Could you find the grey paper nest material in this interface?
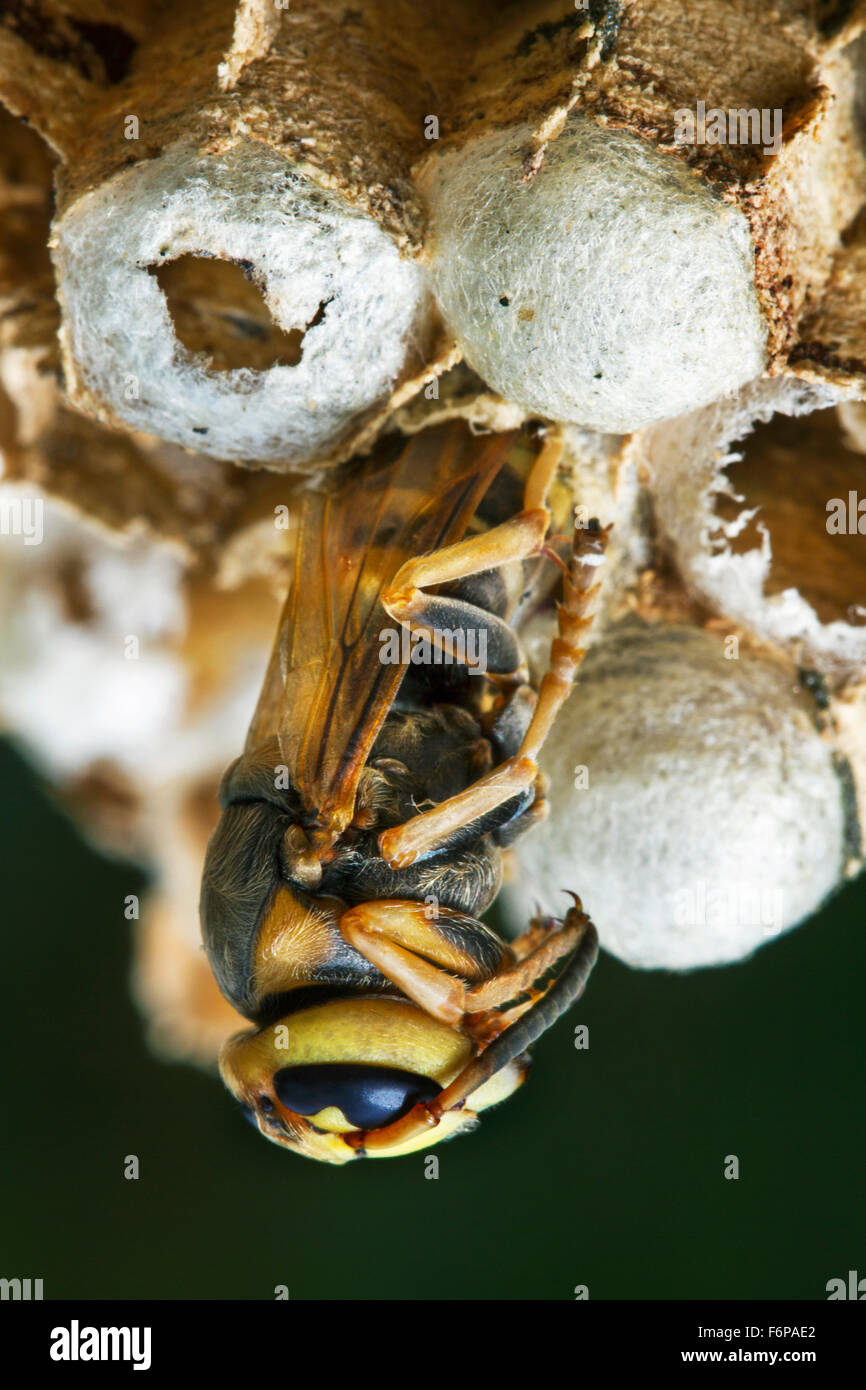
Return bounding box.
[2,0,496,472]
[417,0,866,431]
[422,112,767,432]
[3,0,866,473]
[509,620,853,969]
[53,139,433,466]
[641,376,866,679]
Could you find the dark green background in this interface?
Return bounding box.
[1,737,862,1300]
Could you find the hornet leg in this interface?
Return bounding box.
[379,511,611,868]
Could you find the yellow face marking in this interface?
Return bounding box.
[221,998,475,1144]
[261,997,473,1076]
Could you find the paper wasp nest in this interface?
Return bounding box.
[1,0,865,1060]
[53,140,433,467]
[421,113,767,432]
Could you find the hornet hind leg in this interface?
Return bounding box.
[379,430,611,870]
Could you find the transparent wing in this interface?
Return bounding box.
[245,423,514,840]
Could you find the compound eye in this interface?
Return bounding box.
[273,1063,440,1130]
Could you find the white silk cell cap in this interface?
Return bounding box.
[511,620,849,970]
[422,112,767,434]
